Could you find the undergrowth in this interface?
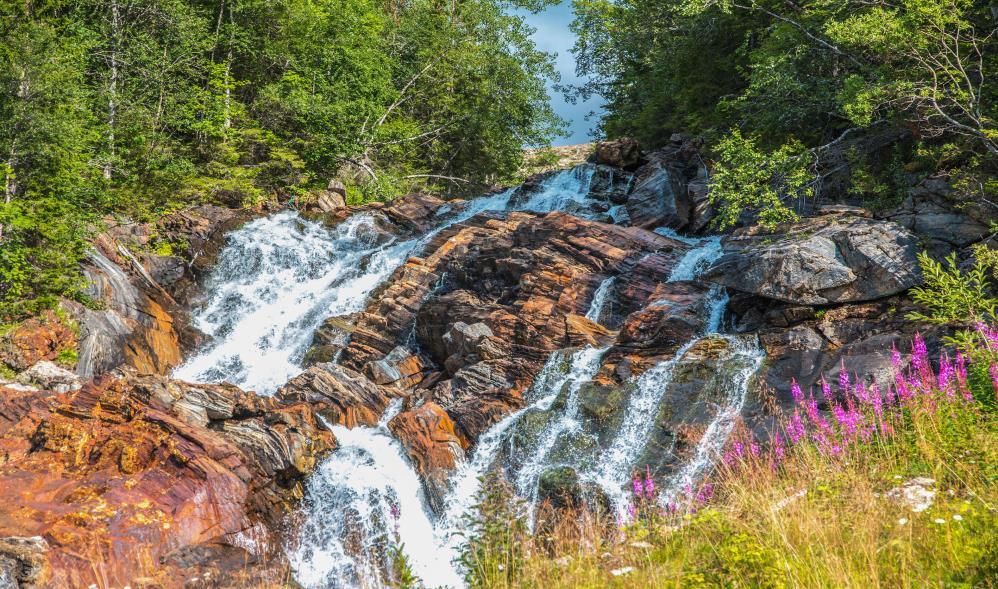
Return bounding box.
[460,330,998,588]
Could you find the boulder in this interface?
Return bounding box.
[388,402,467,512]
[303,314,356,366]
[315,190,346,213]
[16,362,83,394]
[702,208,921,305]
[590,138,642,169]
[624,161,691,229]
[0,372,333,588]
[536,466,611,515]
[365,346,428,388]
[884,176,993,255]
[277,362,398,428]
[381,192,449,234]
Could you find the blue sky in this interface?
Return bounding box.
[516,2,605,146]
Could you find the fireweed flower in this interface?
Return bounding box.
[786,410,806,444]
[791,379,804,403]
[633,476,643,498]
[839,361,850,394]
[821,377,832,401]
[626,503,637,523]
[912,333,930,380]
[938,352,954,398]
[644,466,656,499]
[955,353,971,400]
[975,322,998,349]
[772,431,786,462]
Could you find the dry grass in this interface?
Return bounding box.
[464,360,998,589]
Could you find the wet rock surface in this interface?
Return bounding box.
[338,210,691,446]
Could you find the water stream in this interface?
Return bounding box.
[175,166,762,588]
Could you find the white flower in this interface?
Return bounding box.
[610,567,635,576]
[897,518,908,526]
[953,514,963,521]
[934,518,946,524]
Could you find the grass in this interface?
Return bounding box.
[461,334,998,589]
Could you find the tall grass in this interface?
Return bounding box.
[462,331,998,588]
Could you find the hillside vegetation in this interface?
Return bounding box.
[0,0,563,318]
[571,0,996,229]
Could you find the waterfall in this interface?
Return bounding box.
[584,277,615,323]
[175,165,608,588]
[175,166,604,396]
[587,232,751,511]
[174,212,415,395]
[175,167,762,589]
[289,401,465,589]
[512,345,609,518]
[658,336,765,506]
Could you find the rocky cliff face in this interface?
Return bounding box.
[0,371,333,588]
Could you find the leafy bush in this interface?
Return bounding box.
[708,131,815,230]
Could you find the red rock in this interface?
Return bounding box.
[0,311,77,372]
[0,372,334,588]
[388,402,467,511]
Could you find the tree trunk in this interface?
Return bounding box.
[105,0,121,180]
[223,2,234,130]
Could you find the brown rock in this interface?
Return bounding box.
[277,363,399,428]
[0,372,334,588]
[590,138,642,169]
[388,402,467,511]
[0,311,77,372]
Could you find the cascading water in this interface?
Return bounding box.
[174,165,603,396]
[176,165,762,588]
[290,400,465,589]
[174,212,415,394]
[588,232,760,511]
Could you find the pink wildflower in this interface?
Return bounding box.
[937,352,954,396]
[838,360,850,394]
[975,322,998,349]
[644,466,656,499]
[790,379,803,403]
[820,377,832,401]
[955,352,971,400]
[786,410,806,444]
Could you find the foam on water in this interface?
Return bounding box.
[176,167,761,588]
[290,401,464,589]
[174,212,415,395]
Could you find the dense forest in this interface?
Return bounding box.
[0,0,563,318]
[571,0,996,228]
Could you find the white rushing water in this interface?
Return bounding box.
[175,165,606,396]
[658,336,765,506]
[177,166,762,588]
[174,213,415,394]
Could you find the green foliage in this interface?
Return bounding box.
[708,131,815,229]
[0,0,562,318]
[908,249,997,325]
[461,472,530,588]
[570,0,996,223]
[389,542,420,589]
